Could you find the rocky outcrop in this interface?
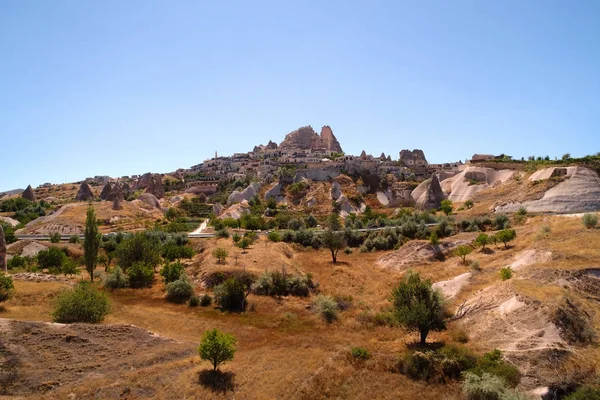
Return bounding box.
[440,167,514,203]
[107,184,124,202]
[336,195,364,218]
[495,167,600,213]
[331,181,342,201]
[99,183,112,201]
[264,183,284,203]
[377,183,416,207]
[135,173,165,199]
[22,185,36,202]
[253,140,278,153]
[279,125,343,153]
[213,203,224,216]
[121,183,133,198]
[399,150,428,167]
[112,197,123,211]
[137,193,161,209]
[228,182,261,205]
[412,174,446,210]
[75,182,94,201]
[0,225,7,272]
[0,216,19,228]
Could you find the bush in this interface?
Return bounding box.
[7,254,36,271]
[565,386,600,400]
[470,260,481,272]
[212,248,228,264]
[166,274,194,303]
[232,233,241,243]
[128,262,154,288]
[104,266,129,289]
[399,345,476,383]
[116,232,162,272]
[462,372,529,400]
[52,281,110,323]
[493,215,510,230]
[464,200,474,209]
[287,218,305,231]
[0,273,14,302]
[200,294,212,307]
[351,347,371,360]
[214,277,251,312]
[267,231,281,242]
[161,262,185,283]
[37,247,73,274]
[582,213,598,229]
[49,232,61,243]
[69,235,80,244]
[471,349,521,388]
[217,228,230,239]
[440,199,453,215]
[499,267,513,281]
[252,269,317,298]
[188,295,200,307]
[314,295,338,323]
[162,241,194,261]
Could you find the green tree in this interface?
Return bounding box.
[83,205,101,282]
[389,270,447,344]
[474,233,489,251]
[198,328,237,372]
[440,199,453,216]
[116,232,162,272]
[237,238,251,253]
[495,229,517,249]
[453,245,473,264]
[326,213,342,231]
[321,230,346,263]
[267,231,281,242]
[212,248,228,264]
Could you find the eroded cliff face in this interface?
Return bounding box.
[279,125,343,153]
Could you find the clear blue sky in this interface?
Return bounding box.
[1,0,599,192]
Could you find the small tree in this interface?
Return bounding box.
[237,238,251,254]
[440,199,453,216]
[582,213,598,229]
[166,274,194,303]
[495,229,517,249]
[453,245,473,264]
[326,213,342,231]
[198,328,237,372]
[267,231,281,243]
[213,248,228,264]
[84,205,101,282]
[0,273,14,302]
[390,270,446,344]
[474,234,489,251]
[321,230,346,263]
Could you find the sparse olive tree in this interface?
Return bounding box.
[321,230,346,263]
[212,248,228,264]
[474,233,490,251]
[83,205,101,282]
[453,245,473,264]
[390,270,447,344]
[495,229,517,249]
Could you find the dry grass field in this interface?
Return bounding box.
[2,211,599,399]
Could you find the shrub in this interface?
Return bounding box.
[440,199,453,215]
[214,277,251,312]
[161,262,185,283]
[231,233,241,243]
[200,294,212,307]
[475,234,490,251]
[198,328,236,372]
[552,297,597,345]
[52,281,110,323]
[251,269,317,298]
[166,274,194,304]
[287,218,305,231]
[162,241,194,261]
[7,255,36,271]
[267,231,281,243]
[216,228,230,239]
[104,266,129,289]
[236,237,251,253]
[344,247,353,255]
[128,262,154,288]
[499,267,513,281]
[305,214,318,228]
[0,273,14,302]
[451,328,470,343]
[493,215,511,230]
[471,349,522,388]
[49,232,61,243]
[37,247,72,274]
[314,295,338,323]
[582,213,598,229]
[69,235,80,244]
[470,260,481,272]
[399,345,476,383]
[188,295,200,307]
[516,207,527,216]
[464,200,474,209]
[351,347,371,360]
[565,386,600,400]
[212,248,228,264]
[462,372,529,400]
